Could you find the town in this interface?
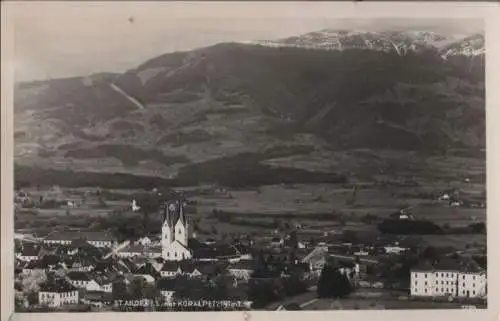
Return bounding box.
[14,184,487,312]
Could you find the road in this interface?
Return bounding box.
[103,240,130,259]
[266,286,318,310]
[110,83,145,110]
[327,253,379,264]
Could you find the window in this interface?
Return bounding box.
[473,276,476,280]
[415,281,418,285]
[441,273,444,277]
[473,291,476,295]
[436,281,438,285]
[463,275,465,280]
[463,283,465,287]
[441,281,444,285]
[446,273,449,277]
[473,283,475,288]
[463,290,465,294]
[425,281,427,286]
[175,252,177,257]
[424,289,427,293]
[425,274,427,278]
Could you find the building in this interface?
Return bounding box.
[132,263,160,283]
[67,271,103,291]
[38,279,79,307]
[16,244,40,262]
[161,200,192,261]
[410,259,487,299]
[228,260,256,281]
[43,231,116,248]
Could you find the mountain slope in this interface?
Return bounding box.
[14,30,485,184]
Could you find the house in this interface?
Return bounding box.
[44,231,115,248]
[55,244,79,257]
[67,271,103,291]
[132,263,160,283]
[270,237,283,248]
[410,259,487,299]
[16,244,40,262]
[178,261,202,278]
[384,243,409,255]
[228,260,256,281]
[43,231,80,245]
[233,243,253,260]
[93,274,114,293]
[135,236,152,246]
[117,244,147,258]
[22,260,49,275]
[63,256,96,272]
[82,291,113,308]
[38,278,79,307]
[156,278,177,303]
[81,231,116,248]
[191,241,241,263]
[160,261,181,278]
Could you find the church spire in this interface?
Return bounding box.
[179,200,186,225]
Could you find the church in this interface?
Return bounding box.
[161,200,192,261]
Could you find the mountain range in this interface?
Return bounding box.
[14,29,485,188]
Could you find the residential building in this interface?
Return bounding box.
[228,260,256,281]
[16,245,40,262]
[67,271,103,292]
[44,231,115,248]
[38,279,79,308]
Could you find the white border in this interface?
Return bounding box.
[2,2,500,321]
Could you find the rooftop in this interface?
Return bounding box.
[39,279,77,293]
[412,258,485,273]
[45,231,115,242]
[67,271,92,281]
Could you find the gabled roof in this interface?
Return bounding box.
[161,262,180,272]
[192,243,240,259]
[133,263,160,278]
[67,271,92,281]
[229,260,257,271]
[39,279,77,293]
[24,259,48,270]
[45,231,115,242]
[39,254,61,266]
[20,245,40,257]
[92,274,112,286]
[84,291,113,301]
[179,261,199,274]
[412,258,485,273]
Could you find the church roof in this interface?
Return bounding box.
[162,200,187,227]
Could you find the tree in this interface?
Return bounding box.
[112,281,128,300]
[317,265,352,299]
[129,278,146,299]
[26,291,38,306]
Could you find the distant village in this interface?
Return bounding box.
[14,185,487,311]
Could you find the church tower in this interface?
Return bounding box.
[161,200,191,261]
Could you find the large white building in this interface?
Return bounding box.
[161,200,192,261]
[410,259,487,299]
[38,279,79,308]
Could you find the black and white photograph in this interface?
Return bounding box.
[2,2,498,317]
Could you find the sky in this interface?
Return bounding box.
[7,2,484,83]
